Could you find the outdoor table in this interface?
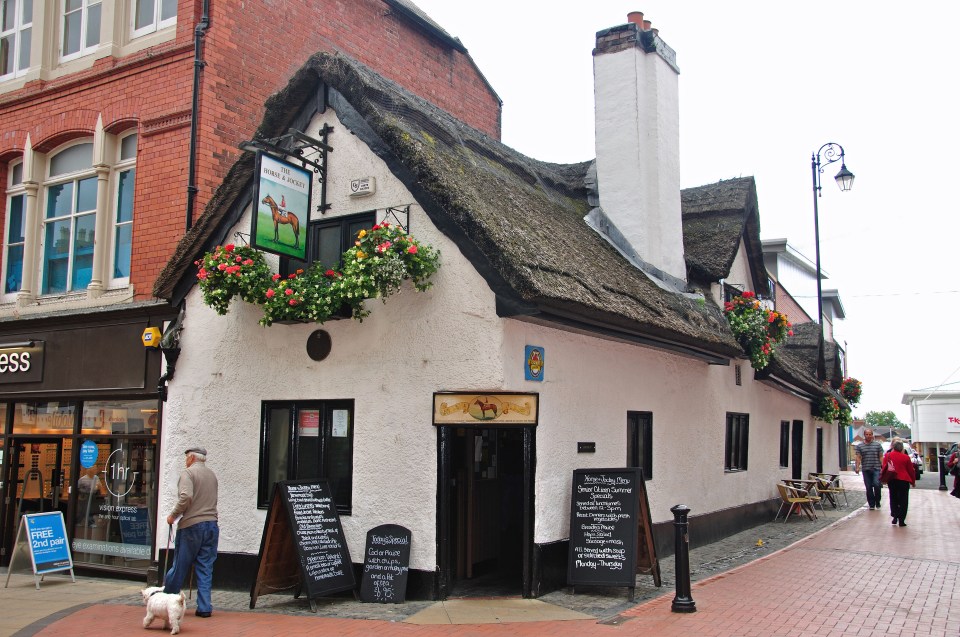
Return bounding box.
[808,473,841,508]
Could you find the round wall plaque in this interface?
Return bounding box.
[306,330,332,361]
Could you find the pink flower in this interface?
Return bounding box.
[376,241,392,253]
[197,269,208,280]
[235,256,242,263]
[407,245,418,254]
[788,330,794,336]
[217,263,227,271]
[243,259,254,266]
[272,273,281,281]
[289,299,298,306]
[266,289,275,298]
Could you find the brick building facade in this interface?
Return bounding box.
[0,0,499,577]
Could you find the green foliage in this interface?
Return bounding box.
[840,377,862,405]
[815,395,841,422]
[723,291,792,370]
[194,222,440,326]
[865,410,907,430]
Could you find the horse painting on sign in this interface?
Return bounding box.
[261,194,301,248]
[471,397,501,421]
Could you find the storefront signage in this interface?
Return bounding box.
[251,153,313,260]
[524,345,544,381]
[948,416,960,431]
[0,341,44,384]
[3,512,75,590]
[359,524,411,603]
[251,480,355,609]
[567,467,660,597]
[79,440,98,468]
[432,392,539,426]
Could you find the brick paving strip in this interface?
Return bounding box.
[24,477,960,637]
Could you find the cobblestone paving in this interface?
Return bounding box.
[104,489,866,623]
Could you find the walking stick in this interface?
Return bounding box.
[161,524,173,586]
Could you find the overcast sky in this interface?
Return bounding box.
[410,0,960,422]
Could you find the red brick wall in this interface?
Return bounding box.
[774,284,812,324]
[0,0,501,301]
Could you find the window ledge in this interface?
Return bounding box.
[0,285,135,318]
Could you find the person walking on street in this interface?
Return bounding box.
[856,428,884,510]
[163,447,219,617]
[947,448,960,498]
[883,440,916,526]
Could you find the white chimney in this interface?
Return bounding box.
[590,12,686,285]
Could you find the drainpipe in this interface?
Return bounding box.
[186,0,211,231]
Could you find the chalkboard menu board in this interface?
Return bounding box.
[568,468,647,593]
[359,524,411,603]
[250,480,355,609]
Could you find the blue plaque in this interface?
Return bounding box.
[79,440,98,469]
[524,345,544,381]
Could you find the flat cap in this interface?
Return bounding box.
[185,447,207,456]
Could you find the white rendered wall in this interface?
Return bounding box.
[593,44,685,282]
[905,395,960,443]
[501,321,831,543]
[158,105,836,569]
[158,108,505,572]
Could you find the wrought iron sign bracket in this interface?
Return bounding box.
[383,205,411,232]
[239,124,333,214]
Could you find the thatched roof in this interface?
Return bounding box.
[154,52,743,362]
[759,321,847,404]
[681,177,767,291]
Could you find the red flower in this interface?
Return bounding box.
[266,289,275,299]
[724,302,734,312]
[788,330,794,336]
[407,245,418,254]
[197,269,208,280]
[288,299,298,306]
[372,224,380,231]
[284,288,294,296]
[217,263,227,271]
[225,244,235,252]
[325,269,336,277]
[741,290,755,298]
[272,273,281,281]
[767,313,776,323]
[243,259,254,266]
[288,273,296,279]
[376,241,392,253]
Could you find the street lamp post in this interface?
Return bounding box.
[810,143,855,380]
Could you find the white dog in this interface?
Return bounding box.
[141,586,186,634]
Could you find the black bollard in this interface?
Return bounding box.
[670,504,696,613]
[939,455,948,491]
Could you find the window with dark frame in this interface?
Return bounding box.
[281,211,375,276]
[627,411,653,480]
[258,400,354,514]
[725,412,749,471]
[779,420,790,467]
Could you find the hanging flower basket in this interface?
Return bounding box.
[814,395,841,422]
[723,291,792,371]
[840,377,862,405]
[194,222,440,326]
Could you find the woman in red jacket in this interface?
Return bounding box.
[884,440,916,526]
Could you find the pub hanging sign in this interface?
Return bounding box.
[251,153,313,260]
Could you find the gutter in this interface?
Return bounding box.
[185,0,211,231]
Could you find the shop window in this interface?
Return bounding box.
[779,420,790,468]
[12,401,77,434]
[0,0,32,80]
[130,0,176,39]
[725,412,749,472]
[626,411,652,480]
[282,211,375,276]
[60,0,101,61]
[258,400,354,514]
[3,161,25,296]
[81,399,158,434]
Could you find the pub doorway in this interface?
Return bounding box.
[437,425,534,598]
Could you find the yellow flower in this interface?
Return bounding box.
[356,251,366,260]
[358,229,367,239]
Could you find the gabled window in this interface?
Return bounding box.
[3,161,25,296]
[42,142,97,294]
[0,0,32,79]
[130,0,176,39]
[725,412,749,471]
[111,133,136,284]
[283,211,375,276]
[61,0,101,61]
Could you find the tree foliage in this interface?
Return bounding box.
[865,410,907,430]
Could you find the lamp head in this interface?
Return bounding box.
[834,164,855,191]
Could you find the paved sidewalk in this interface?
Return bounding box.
[7,473,959,636]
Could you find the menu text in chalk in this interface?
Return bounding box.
[359,524,412,603]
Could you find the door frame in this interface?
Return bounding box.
[1,437,69,564]
[436,424,535,599]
